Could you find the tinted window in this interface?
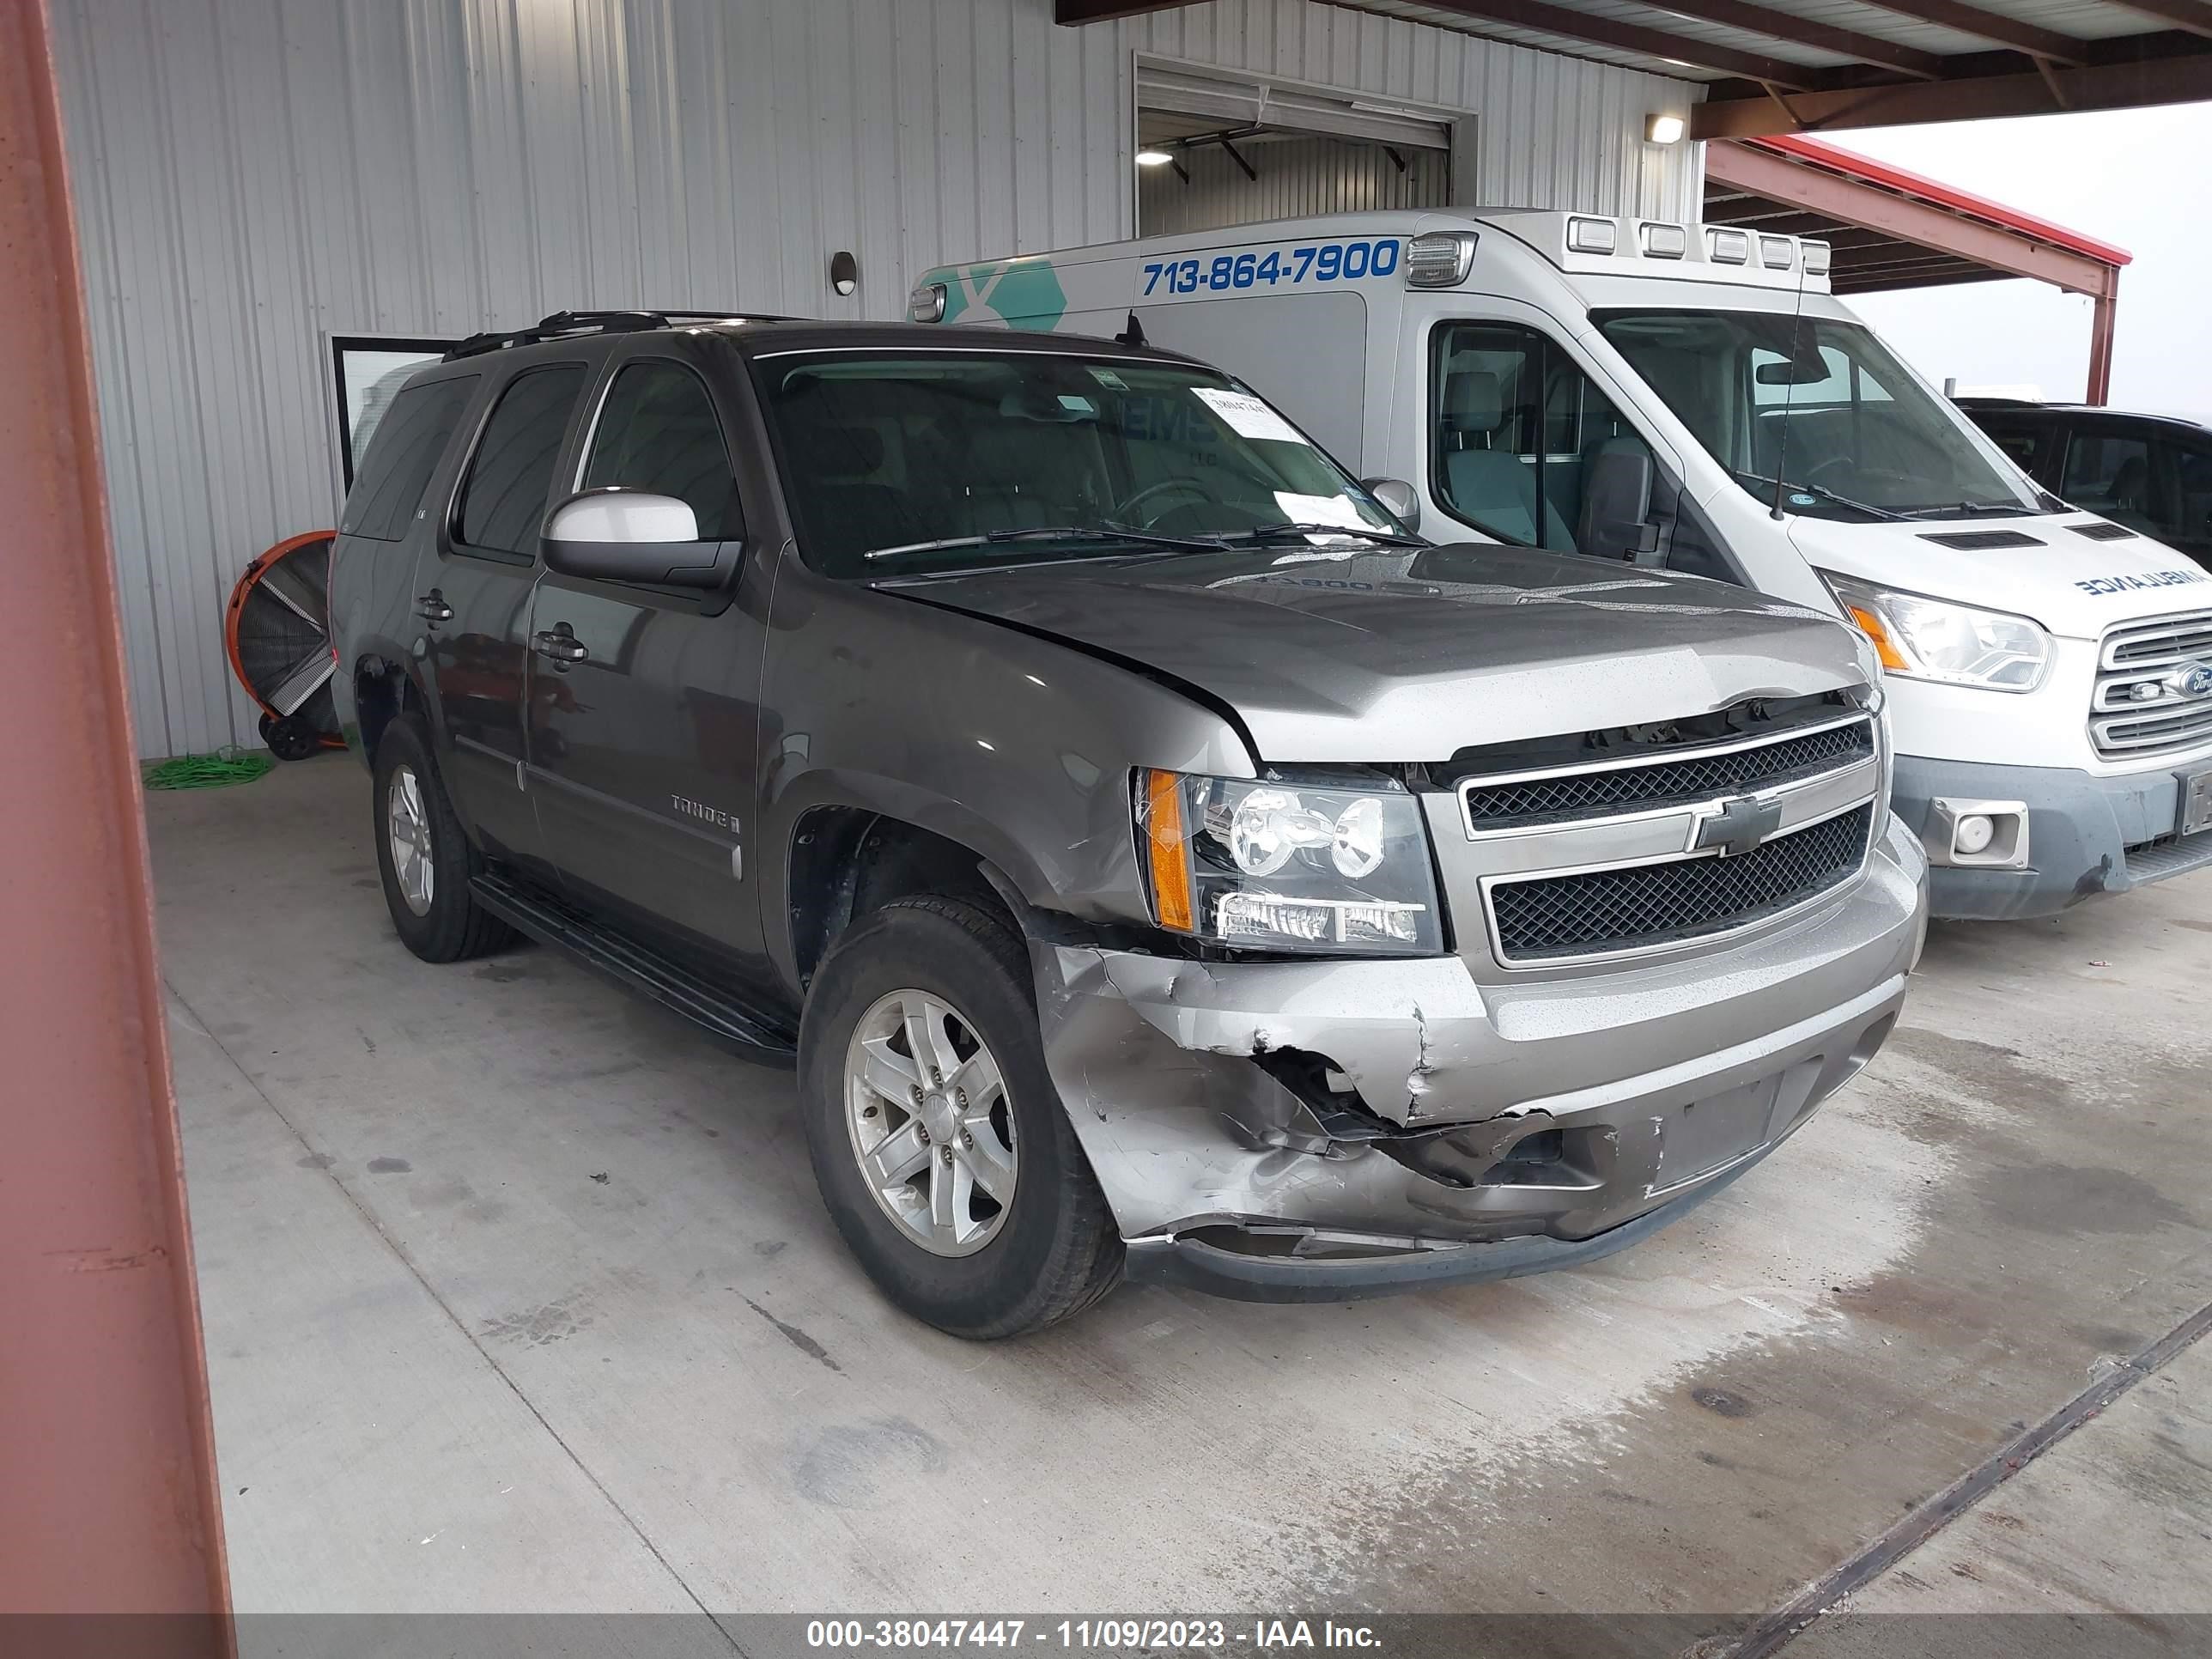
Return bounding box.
[1430,322,1656,556]
[2173,442,2212,544]
[581,362,741,539]
[1979,422,2041,470]
[342,375,477,541]
[2063,433,2171,537]
[456,366,586,556]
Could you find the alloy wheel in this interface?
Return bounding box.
[386,764,435,917]
[842,988,1018,1256]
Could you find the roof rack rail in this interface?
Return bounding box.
[442,307,796,361]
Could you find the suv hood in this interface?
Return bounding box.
[884,544,1869,762]
[1789,515,2212,637]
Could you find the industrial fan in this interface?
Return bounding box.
[225,531,342,760]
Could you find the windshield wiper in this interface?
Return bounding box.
[1733,471,1904,523]
[1907,500,2039,520]
[861,522,1226,562]
[1208,521,1426,548]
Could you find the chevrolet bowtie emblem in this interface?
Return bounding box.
[1692,793,1784,857]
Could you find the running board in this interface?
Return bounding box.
[470,872,798,1067]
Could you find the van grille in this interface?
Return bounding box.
[1487,805,1874,963]
[1459,717,1874,830]
[2092,611,2212,758]
[2070,522,2136,542]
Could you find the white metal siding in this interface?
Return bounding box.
[49,0,1699,757]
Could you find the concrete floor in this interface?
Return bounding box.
[149,757,2212,1638]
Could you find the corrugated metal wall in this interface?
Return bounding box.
[1139,136,1451,238]
[49,0,1700,757]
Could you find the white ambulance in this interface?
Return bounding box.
[911,211,2212,920]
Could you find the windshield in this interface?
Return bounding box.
[753,352,1405,576]
[1592,309,2043,522]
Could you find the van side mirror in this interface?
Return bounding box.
[1578,444,1660,563]
[1363,477,1421,532]
[543,489,727,588]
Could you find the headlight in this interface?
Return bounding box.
[1821,573,2051,693]
[1138,769,1443,956]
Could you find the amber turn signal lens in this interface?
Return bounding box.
[1142,769,1195,933]
[1844,603,1909,672]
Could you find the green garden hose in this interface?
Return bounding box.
[143,747,275,790]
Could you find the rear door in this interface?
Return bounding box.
[2164,431,2212,568]
[419,360,591,866]
[2058,419,2179,544]
[524,340,774,973]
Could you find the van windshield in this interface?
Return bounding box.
[1592,309,2044,522]
[754,352,1407,576]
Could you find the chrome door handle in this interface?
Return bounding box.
[532,628,588,665]
[414,592,453,623]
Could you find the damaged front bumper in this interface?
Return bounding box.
[1030,812,1927,1302]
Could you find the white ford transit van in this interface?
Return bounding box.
[913,212,2212,919]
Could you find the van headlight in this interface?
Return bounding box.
[1138,769,1443,955]
[1821,572,2051,693]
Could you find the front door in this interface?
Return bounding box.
[525,349,771,974]
[420,362,590,866]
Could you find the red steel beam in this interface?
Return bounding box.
[1691,46,2212,136]
[1703,138,2120,295]
[2087,287,2118,404]
[0,0,233,1642]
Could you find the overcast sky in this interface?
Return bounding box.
[1827,103,2211,419]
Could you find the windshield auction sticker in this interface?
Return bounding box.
[1192,387,1309,446]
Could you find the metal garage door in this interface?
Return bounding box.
[1135,62,1455,237]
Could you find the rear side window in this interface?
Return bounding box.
[455,365,587,557]
[581,361,742,539]
[341,375,477,541]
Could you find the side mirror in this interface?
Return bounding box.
[542,489,726,588]
[1362,477,1421,532]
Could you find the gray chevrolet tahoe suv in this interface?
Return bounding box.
[329,308,1929,1338]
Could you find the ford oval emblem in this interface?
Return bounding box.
[2172,660,2212,699]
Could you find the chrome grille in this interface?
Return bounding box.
[2092,611,2212,758]
[1459,716,1874,832]
[1488,805,1874,964]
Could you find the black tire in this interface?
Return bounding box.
[799,896,1124,1339]
[266,714,319,761]
[370,719,516,963]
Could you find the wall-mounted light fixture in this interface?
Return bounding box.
[829,250,860,296]
[1645,112,1686,146]
[1134,148,1173,167]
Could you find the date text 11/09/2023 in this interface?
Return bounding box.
[805,1620,1383,1651]
[1144,238,1402,296]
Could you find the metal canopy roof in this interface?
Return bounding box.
[1060,1,2212,139]
[1706,132,2130,295]
[1703,132,2131,398]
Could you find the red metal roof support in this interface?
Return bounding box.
[0,1,233,1643]
[2088,280,2118,406]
